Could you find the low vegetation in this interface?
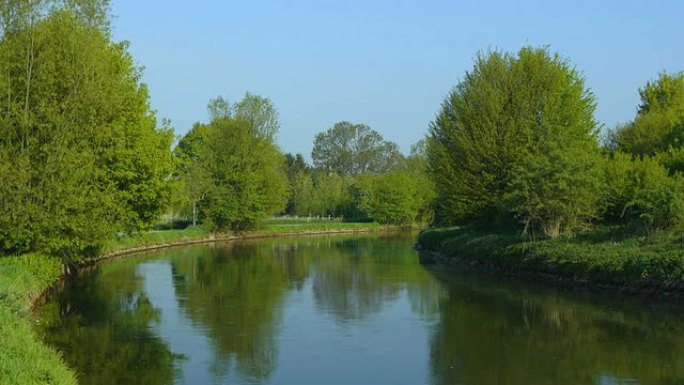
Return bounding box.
[0,255,76,385]
[418,226,684,288]
[256,218,383,234]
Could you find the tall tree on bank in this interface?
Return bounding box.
[175,96,288,231]
[312,121,403,176]
[0,1,173,257]
[428,47,601,236]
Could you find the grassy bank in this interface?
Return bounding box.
[99,220,386,257]
[254,218,383,234]
[0,219,391,385]
[417,226,684,292]
[100,225,211,256]
[0,254,77,385]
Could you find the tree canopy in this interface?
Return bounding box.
[312,121,403,176]
[0,0,173,257]
[427,47,601,236]
[174,96,288,232]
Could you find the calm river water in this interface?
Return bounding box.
[38,234,684,384]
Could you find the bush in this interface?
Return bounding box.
[507,144,604,238]
[604,153,684,232]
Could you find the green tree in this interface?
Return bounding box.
[428,47,600,235]
[507,145,603,238]
[233,92,280,140]
[312,121,403,176]
[176,95,288,231]
[610,71,684,155]
[0,3,173,257]
[283,153,311,216]
[604,152,684,232]
[173,123,212,226]
[355,171,425,226]
[611,72,684,172]
[308,171,350,217]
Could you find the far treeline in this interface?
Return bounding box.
[0,0,433,262]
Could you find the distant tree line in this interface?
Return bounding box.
[427,46,684,237]
[173,116,435,230]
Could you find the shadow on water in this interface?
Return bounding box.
[36,260,179,385]
[424,265,684,385]
[36,233,684,385]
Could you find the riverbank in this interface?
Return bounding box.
[0,220,395,385]
[0,254,77,384]
[416,226,684,297]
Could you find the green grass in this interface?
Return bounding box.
[257,218,382,234]
[100,225,211,255]
[417,226,684,288]
[101,220,387,256]
[0,254,77,385]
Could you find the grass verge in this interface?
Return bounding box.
[417,226,684,290]
[100,225,211,256]
[0,254,77,385]
[255,218,383,234]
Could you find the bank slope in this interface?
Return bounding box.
[416,227,684,295]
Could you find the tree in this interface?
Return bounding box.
[354,171,426,226]
[173,123,212,226]
[311,121,403,176]
[175,95,288,232]
[604,152,684,232]
[428,47,600,236]
[233,92,280,140]
[0,3,173,257]
[283,153,310,215]
[507,144,603,238]
[611,72,684,171]
[405,139,436,224]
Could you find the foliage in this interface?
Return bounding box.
[507,145,603,238]
[611,72,684,159]
[175,96,289,232]
[0,2,173,257]
[427,47,599,232]
[604,152,684,232]
[354,171,431,226]
[282,153,310,215]
[417,225,684,285]
[309,172,353,217]
[312,121,404,176]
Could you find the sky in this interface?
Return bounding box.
[110,0,684,158]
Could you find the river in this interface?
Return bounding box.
[37,234,684,384]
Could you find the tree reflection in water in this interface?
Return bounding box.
[37,234,684,385]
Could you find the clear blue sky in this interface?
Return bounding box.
[110,0,684,158]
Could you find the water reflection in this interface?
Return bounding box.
[426,268,684,385]
[37,260,178,385]
[37,234,684,385]
[170,243,308,381]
